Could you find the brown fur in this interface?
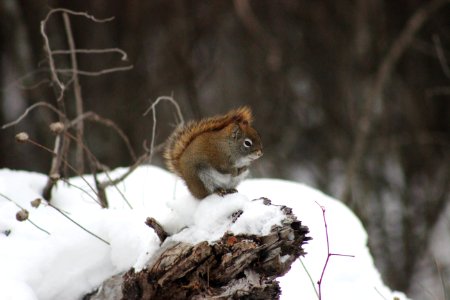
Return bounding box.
[164,106,253,177]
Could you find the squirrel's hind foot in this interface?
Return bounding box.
[214,188,238,197]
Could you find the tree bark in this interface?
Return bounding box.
[86,199,310,300]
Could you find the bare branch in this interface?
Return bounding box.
[143,95,185,163]
[42,8,114,24]
[143,95,184,124]
[102,172,133,209]
[315,202,354,300]
[63,130,133,209]
[432,34,450,79]
[63,12,85,174]
[2,102,65,129]
[98,153,148,190]
[52,48,128,61]
[15,79,52,91]
[20,136,100,203]
[341,0,450,207]
[55,65,133,76]
[40,11,64,92]
[70,111,137,161]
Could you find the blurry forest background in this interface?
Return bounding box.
[1,0,449,298]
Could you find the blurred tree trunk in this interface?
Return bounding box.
[1,0,449,295]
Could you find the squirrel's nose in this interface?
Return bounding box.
[255,149,263,157]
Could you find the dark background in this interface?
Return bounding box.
[1,1,449,297]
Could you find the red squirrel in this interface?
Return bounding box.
[164,106,263,199]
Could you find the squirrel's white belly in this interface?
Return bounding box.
[198,167,249,193]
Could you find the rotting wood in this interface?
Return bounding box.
[86,198,311,300]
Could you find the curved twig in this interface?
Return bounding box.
[143,95,185,162]
[2,102,65,129]
[52,48,128,61]
[55,65,133,76]
[70,111,136,161]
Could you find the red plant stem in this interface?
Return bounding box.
[315,202,355,300]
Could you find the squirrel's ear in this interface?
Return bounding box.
[230,123,242,140]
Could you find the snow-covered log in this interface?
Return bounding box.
[87,199,310,300]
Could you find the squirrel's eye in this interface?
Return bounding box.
[243,138,253,148]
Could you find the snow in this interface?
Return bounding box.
[0,166,408,300]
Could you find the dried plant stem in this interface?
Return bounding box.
[63,12,85,174]
[1,101,65,129]
[143,95,185,162]
[52,48,128,60]
[102,172,133,209]
[25,137,101,204]
[55,65,133,76]
[48,203,109,245]
[70,111,136,160]
[299,258,318,298]
[41,9,71,200]
[315,202,354,300]
[59,177,99,205]
[0,193,50,235]
[35,8,133,200]
[64,130,133,209]
[42,132,64,200]
[98,153,148,190]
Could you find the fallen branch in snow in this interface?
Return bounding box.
[86,199,311,300]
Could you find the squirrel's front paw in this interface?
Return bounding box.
[214,188,238,197]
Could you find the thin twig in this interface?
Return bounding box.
[299,258,319,298]
[69,111,136,160]
[433,34,450,79]
[98,153,149,190]
[63,12,85,174]
[2,101,66,129]
[42,8,114,25]
[373,287,389,300]
[24,137,101,203]
[143,95,185,162]
[102,172,133,209]
[48,203,110,245]
[55,65,133,76]
[59,177,99,205]
[143,95,184,124]
[15,79,52,90]
[315,202,354,300]
[0,193,51,235]
[63,130,133,209]
[52,48,128,60]
[41,8,71,199]
[41,9,64,92]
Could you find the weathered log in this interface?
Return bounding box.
[122,199,310,300]
[86,198,310,300]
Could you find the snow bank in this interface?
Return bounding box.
[0,166,407,299]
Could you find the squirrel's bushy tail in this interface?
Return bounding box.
[164,106,253,176]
